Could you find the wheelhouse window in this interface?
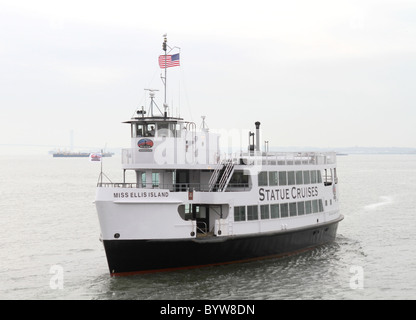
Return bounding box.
[146,123,155,137]
[157,123,170,137]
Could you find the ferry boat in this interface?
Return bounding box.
[95,36,343,276]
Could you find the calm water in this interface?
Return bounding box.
[1,154,415,300]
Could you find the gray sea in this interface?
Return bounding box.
[1,154,415,300]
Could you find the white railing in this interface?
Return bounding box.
[121,148,336,167]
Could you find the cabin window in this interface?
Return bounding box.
[287,171,296,185]
[270,204,280,218]
[260,204,270,219]
[297,201,305,215]
[229,171,249,188]
[303,171,311,184]
[247,205,258,221]
[295,171,303,185]
[141,172,146,187]
[289,202,297,217]
[258,171,268,186]
[310,170,317,184]
[234,206,246,222]
[280,203,289,218]
[269,171,278,186]
[318,199,324,212]
[312,199,319,213]
[305,200,312,214]
[317,170,322,183]
[152,173,159,188]
[278,171,287,186]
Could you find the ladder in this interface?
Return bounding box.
[208,159,235,192]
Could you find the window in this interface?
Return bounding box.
[312,199,319,213]
[136,124,144,137]
[157,123,170,137]
[146,123,155,137]
[297,201,305,215]
[287,171,296,185]
[305,201,312,214]
[318,199,324,212]
[260,205,270,220]
[269,171,278,186]
[280,203,289,218]
[317,170,322,183]
[234,206,246,222]
[311,170,317,184]
[289,202,297,216]
[247,205,259,221]
[258,171,268,186]
[303,171,310,184]
[152,173,159,187]
[296,171,303,184]
[270,204,280,218]
[141,172,146,188]
[279,171,287,186]
[229,171,249,188]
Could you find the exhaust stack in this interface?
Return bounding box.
[255,121,261,152]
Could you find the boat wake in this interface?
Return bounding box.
[364,196,393,210]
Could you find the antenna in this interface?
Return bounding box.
[144,88,162,116]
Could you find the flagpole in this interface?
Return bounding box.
[163,34,167,106]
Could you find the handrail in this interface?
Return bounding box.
[97,181,251,192]
[122,148,336,166]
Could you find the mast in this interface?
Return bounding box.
[162,34,168,106]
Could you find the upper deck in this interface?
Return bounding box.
[121,149,337,169]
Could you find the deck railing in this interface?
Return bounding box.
[121,149,336,167]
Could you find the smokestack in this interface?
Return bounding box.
[255,121,261,152]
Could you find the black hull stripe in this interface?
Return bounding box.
[103,216,343,276]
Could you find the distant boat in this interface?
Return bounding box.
[52,151,114,158]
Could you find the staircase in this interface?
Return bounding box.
[208,159,235,192]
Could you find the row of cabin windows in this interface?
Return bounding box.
[234,199,324,222]
[258,170,323,187]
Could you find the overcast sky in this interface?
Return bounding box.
[1,0,415,154]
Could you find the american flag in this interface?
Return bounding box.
[158,53,180,68]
